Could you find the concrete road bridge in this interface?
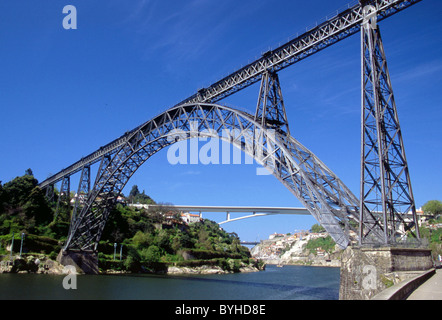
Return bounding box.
[133,204,310,225]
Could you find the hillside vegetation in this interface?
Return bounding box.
[0,171,262,273]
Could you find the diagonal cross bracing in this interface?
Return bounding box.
[359,12,419,245]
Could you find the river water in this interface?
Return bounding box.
[0,265,340,300]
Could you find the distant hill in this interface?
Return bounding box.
[251,232,342,267]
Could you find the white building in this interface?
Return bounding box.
[181,212,202,224]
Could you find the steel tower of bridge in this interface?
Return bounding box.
[37,0,423,254]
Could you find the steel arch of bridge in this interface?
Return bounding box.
[65,103,369,251]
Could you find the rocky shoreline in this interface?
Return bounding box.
[105,261,264,275]
[0,255,67,275]
[262,258,340,268]
[166,263,262,275]
[1,254,264,275]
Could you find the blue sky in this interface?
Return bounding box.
[1,0,441,242]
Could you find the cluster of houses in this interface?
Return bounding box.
[427,222,442,230]
[255,231,330,260]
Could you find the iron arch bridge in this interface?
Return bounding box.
[62,102,366,251]
[38,0,422,259]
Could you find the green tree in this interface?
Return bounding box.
[144,245,161,263]
[128,185,140,203]
[1,174,53,233]
[132,230,154,249]
[311,223,326,233]
[23,187,53,225]
[197,228,211,250]
[129,185,140,197]
[0,182,4,213]
[136,190,154,205]
[128,185,155,205]
[2,174,39,207]
[171,232,192,252]
[305,236,336,255]
[422,200,442,217]
[124,246,141,271]
[101,207,131,243]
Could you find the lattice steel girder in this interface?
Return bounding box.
[255,71,290,136]
[359,16,419,245]
[71,165,91,224]
[55,175,70,219]
[38,0,421,191]
[44,184,55,202]
[62,103,371,251]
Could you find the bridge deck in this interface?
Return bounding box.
[160,205,310,215]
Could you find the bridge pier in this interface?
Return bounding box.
[57,249,99,275]
[339,246,433,300]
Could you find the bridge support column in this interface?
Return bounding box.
[255,70,290,135]
[57,249,99,275]
[55,176,70,220]
[72,165,91,224]
[359,7,419,244]
[44,184,55,203]
[339,246,433,300]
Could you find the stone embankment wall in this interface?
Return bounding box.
[339,246,433,300]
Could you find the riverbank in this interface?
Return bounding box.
[104,260,264,275]
[0,254,66,274]
[148,263,261,275]
[1,254,264,275]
